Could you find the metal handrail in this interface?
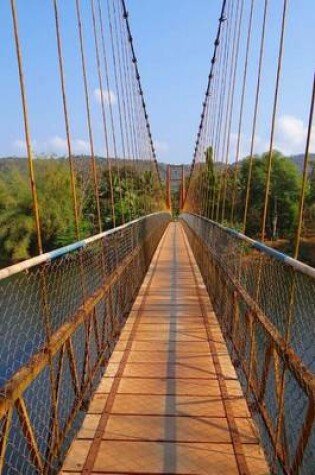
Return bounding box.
[0,212,171,281]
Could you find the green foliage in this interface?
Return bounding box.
[304,161,315,235]
[0,166,35,262]
[0,160,86,262]
[188,149,303,241]
[187,147,217,217]
[0,158,164,266]
[238,151,301,238]
[309,162,315,204]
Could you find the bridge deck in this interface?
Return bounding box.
[61,222,268,475]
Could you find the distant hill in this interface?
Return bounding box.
[0,155,156,180]
[1,154,314,185]
[157,153,315,185]
[157,163,191,185]
[288,154,315,174]
[157,161,225,186]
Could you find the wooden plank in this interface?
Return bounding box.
[103,415,232,443]
[61,222,269,475]
[116,378,220,396]
[93,441,238,474]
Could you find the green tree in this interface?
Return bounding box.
[0,167,35,262]
[0,157,165,266]
[238,151,301,239]
[0,159,91,264]
[305,160,315,234]
[35,160,87,247]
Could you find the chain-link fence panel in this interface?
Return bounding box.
[0,212,170,475]
[181,212,315,475]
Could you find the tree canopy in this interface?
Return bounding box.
[186,149,304,241]
[238,151,301,238]
[0,157,164,266]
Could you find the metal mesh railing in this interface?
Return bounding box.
[0,212,170,475]
[181,212,315,475]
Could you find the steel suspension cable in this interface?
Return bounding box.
[53,0,81,241]
[75,0,103,234]
[10,0,43,255]
[205,25,224,218]
[273,74,315,473]
[120,0,163,197]
[125,32,142,188]
[90,0,117,228]
[98,0,130,222]
[216,0,235,199]
[210,27,226,220]
[132,68,149,214]
[246,2,289,429]
[120,11,138,161]
[294,75,315,260]
[214,0,235,222]
[203,87,216,219]
[230,0,254,224]
[184,0,227,213]
[215,0,243,223]
[203,50,220,218]
[221,0,242,222]
[94,0,125,225]
[52,0,88,309]
[209,18,229,221]
[11,4,63,461]
[106,0,134,220]
[242,0,268,234]
[120,10,140,216]
[197,8,218,218]
[199,92,212,217]
[76,1,107,391]
[115,0,139,216]
[135,74,153,213]
[200,4,226,219]
[261,0,288,242]
[204,40,222,218]
[120,0,162,214]
[109,0,131,160]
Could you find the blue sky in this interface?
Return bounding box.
[0,0,314,164]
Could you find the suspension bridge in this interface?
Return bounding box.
[0,1,314,474]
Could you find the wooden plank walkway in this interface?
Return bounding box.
[61,222,268,475]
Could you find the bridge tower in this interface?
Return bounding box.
[180,164,186,210]
[166,164,172,210]
[166,164,186,214]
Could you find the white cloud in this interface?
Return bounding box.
[72,139,90,154]
[227,113,315,162]
[227,132,268,163]
[13,139,38,154]
[275,114,315,155]
[49,135,67,154]
[94,88,117,106]
[13,139,27,152]
[48,136,90,155]
[154,140,169,153]
[13,136,90,156]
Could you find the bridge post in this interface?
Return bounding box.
[180,164,185,210]
[166,164,171,211]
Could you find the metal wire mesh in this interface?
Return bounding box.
[181,212,315,475]
[0,212,170,475]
